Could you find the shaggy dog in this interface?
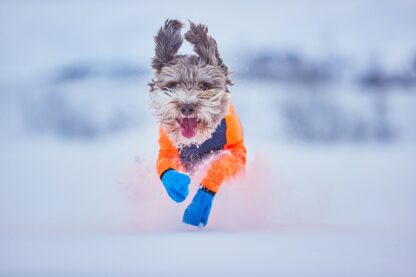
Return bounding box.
[149,19,246,227]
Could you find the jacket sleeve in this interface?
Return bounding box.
[201,105,247,192]
[156,127,182,178]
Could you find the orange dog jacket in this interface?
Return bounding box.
[157,104,246,192]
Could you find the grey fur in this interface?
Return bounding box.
[152,19,184,72]
[149,19,232,147]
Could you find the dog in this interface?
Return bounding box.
[149,19,246,227]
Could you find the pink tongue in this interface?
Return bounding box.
[180,118,198,138]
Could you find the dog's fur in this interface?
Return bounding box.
[149,20,232,147]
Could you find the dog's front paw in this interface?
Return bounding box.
[161,169,190,203]
[183,186,215,227]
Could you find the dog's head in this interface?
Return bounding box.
[149,19,232,147]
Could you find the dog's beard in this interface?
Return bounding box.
[150,86,229,148]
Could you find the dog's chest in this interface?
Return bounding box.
[179,118,226,171]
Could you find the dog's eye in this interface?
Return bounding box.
[164,82,178,90]
[199,82,210,90]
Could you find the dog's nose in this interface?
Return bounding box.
[180,103,195,116]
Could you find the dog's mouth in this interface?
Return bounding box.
[179,117,199,138]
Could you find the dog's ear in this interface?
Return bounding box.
[152,19,184,72]
[185,21,232,90]
[184,21,226,70]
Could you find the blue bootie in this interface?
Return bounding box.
[183,186,215,227]
[161,169,190,203]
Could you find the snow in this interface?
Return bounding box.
[2,231,415,276]
[1,130,415,276]
[1,0,416,276]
